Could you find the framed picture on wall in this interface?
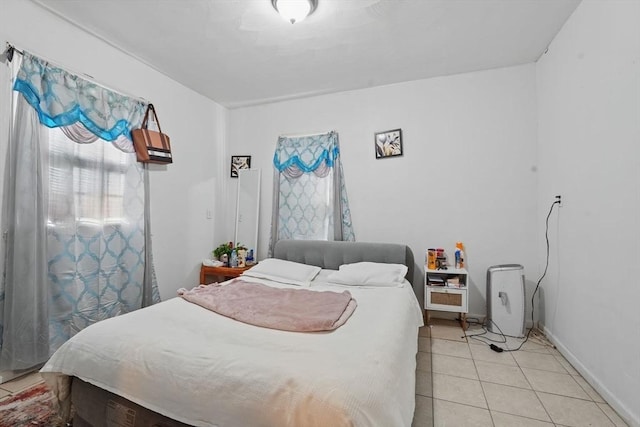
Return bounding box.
[374,129,403,159]
[231,155,251,178]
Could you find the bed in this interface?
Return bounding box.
[41,239,423,427]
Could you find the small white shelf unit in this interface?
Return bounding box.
[424,266,469,329]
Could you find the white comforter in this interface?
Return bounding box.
[41,271,424,427]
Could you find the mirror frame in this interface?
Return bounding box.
[234,169,261,255]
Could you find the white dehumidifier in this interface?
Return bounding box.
[486,264,525,338]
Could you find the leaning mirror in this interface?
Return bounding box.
[235,169,261,256]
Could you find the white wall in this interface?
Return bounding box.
[536,1,640,425]
[228,64,539,318]
[0,0,225,300]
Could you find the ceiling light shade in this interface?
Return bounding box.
[271,0,318,24]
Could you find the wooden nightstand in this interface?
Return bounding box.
[200,265,253,285]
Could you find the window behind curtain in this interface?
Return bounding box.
[47,128,128,226]
[0,50,155,371]
[44,126,147,351]
[268,131,355,255]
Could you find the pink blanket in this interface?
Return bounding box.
[179,280,357,332]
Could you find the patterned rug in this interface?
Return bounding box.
[0,382,64,427]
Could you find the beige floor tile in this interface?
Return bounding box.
[432,373,487,409]
[464,331,493,343]
[430,324,467,342]
[547,346,563,357]
[417,351,432,372]
[467,330,525,350]
[0,371,43,393]
[419,326,431,338]
[416,370,432,397]
[465,324,485,342]
[491,411,555,426]
[572,375,605,403]
[504,338,534,351]
[434,399,493,427]
[521,368,589,400]
[597,403,630,427]
[537,392,614,426]
[468,343,517,366]
[552,353,580,376]
[482,382,550,422]
[431,338,472,359]
[432,353,478,380]
[0,388,10,399]
[512,351,566,373]
[520,340,552,354]
[412,395,433,427]
[475,360,531,389]
[418,336,431,352]
[412,327,628,427]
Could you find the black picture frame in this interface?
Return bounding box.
[374,128,403,159]
[231,155,251,178]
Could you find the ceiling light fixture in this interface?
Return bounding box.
[271,0,318,24]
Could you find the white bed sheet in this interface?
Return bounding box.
[41,270,424,427]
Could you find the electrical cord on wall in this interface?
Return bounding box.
[466,197,561,352]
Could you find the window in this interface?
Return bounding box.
[47,127,128,226]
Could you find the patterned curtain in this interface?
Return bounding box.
[268,131,355,255]
[0,52,159,371]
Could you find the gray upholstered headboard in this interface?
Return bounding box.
[273,240,417,295]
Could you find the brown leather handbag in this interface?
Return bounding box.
[131,104,173,164]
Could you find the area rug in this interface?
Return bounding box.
[0,381,64,427]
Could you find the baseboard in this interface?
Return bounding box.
[542,325,639,427]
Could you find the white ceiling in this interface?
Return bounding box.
[33,0,581,109]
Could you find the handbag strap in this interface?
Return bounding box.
[140,104,163,133]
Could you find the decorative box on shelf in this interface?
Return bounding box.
[424,265,468,329]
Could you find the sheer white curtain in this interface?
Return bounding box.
[0,51,158,372]
[0,95,49,370]
[268,131,355,255]
[47,126,147,352]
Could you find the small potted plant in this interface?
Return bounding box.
[212,242,248,266]
[212,242,233,262]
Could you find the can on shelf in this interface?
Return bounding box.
[427,248,437,270]
[436,248,447,269]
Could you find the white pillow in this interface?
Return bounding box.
[241,258,321,287]
[327,262,408,287]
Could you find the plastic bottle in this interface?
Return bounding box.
[230,249,238,267]
[454,242,465,269]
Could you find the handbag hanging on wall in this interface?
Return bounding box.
[131,103,173,164]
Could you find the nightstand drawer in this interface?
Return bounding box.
[426,287,468,312]
[431,291,462,306]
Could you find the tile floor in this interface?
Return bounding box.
[412,319,629,427]
[0,370,45,400]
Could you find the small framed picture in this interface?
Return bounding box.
[231,155,251,178]
[374,129,403,159]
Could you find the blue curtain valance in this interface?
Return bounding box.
[273,131,340,173]
[13,52,146,141]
